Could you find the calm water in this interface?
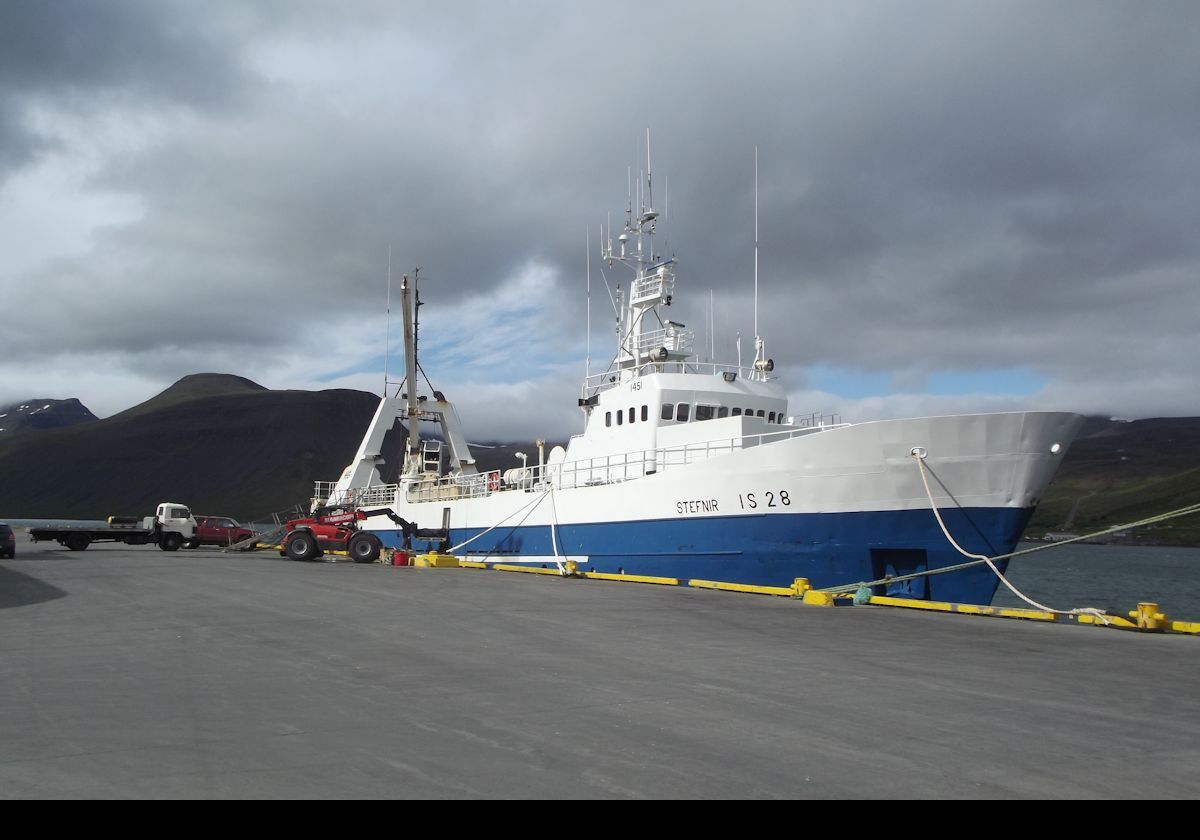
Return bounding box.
[992,542,1200,620]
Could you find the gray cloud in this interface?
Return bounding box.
[0,1,244,95]
[2,1,1199,438]
[0,0,253,178]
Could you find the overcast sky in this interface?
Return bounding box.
[1,1,1197,441]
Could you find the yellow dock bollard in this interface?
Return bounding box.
[1131,602,1167,631]
[792,578,812,597]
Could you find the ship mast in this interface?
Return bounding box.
[400,272,421,477]
[601,130,690,381]
[751,147,773,382]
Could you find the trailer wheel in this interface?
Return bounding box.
[160,533,183,552]
[285,532,320,562]
[348,533,381,564]
[66,533,91,552]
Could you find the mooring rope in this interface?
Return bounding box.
[445,488,549,554]
[909,449,1110,622]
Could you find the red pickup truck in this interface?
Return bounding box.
[186,515,257,549]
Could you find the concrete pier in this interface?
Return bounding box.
[2,539,1197,799]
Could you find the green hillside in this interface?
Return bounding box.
[1025,418,1200,544]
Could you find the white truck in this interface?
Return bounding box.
[30,502,198,552]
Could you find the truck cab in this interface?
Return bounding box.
[147,503,197,539]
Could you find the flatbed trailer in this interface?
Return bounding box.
[30,502,197,552]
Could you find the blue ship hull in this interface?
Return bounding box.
[383,506,1033,605]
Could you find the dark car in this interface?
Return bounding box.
[187,515,256,549]
[0,523,15,559]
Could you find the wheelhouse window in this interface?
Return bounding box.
[768,412,776,423]
[695,405,715,421]
[661,403,674,421]
[718,407,729,418]
[676,403,690,422]
[757,410,766,418]
[732,407,742,416]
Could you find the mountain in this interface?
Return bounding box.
[0,375,403,521]
[0,398,97,436]
[1024,417,1200,545]
[112,372,268,417]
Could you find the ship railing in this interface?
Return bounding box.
[581,361,761,398]
[636,326,694,356]
[403,470,496,503]
[630,266,676,305]
[312,481,339,502]
[313,472,503,507]
[792,411,842,427]
[357,485,401,506]
[554,450,659,488]
[315,418,849,505]
[552,423,850,489]
[311,481,400,509]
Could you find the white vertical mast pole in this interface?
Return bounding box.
[646,127,653,212]
[385,245,392,397]
[400,273,420,477]
[710,289,715,362]
[754,146,759,340]
[586,228,591,382]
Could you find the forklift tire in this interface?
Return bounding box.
[285,532,320,562]
[348,533,381,564]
